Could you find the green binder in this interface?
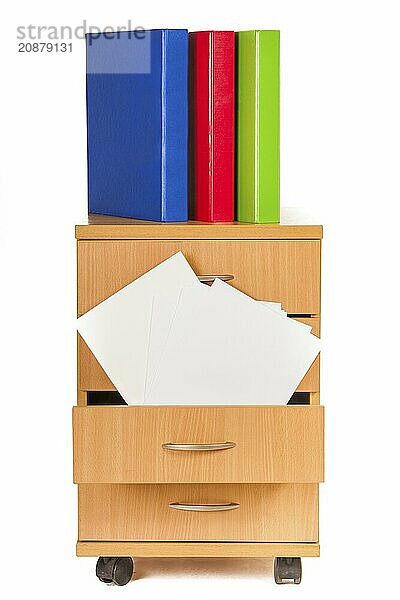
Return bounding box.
[236,30,280,223]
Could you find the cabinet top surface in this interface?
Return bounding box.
[76,210,323,240]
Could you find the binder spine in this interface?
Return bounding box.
[192,31,212,221]
[161,30,189,222]
[258,30,280,223]
[237,30,280,224]
[237,30,257,223]
[211,32,235,222]
[192,31,235,223]
[161,30,167,222]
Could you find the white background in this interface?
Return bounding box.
[1,1,400,597]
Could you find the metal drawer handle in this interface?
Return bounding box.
[169,502,240,512]
[198,275,234,284]
[162,442,236,452]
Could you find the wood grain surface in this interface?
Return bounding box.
[76,540,320,557]
[76,215,323,240]
[73,406,324,484]
[77,239,321,316]
[78,483,319,542]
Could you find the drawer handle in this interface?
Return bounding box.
[169,502,240,512]
[197,275,234,284]
[162,442,236,451]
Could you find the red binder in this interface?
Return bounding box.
[190,31,235,222]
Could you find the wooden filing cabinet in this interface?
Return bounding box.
[73,215,324,585]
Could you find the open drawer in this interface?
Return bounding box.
[78,317,320,393]
[73,405,324,484]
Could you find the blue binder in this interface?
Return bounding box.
[86,29,188,222]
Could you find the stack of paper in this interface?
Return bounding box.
[78,252,320,405]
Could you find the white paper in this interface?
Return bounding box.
[146,279,320,405]
[146,276,200,396]
[78,252,197,404]
[257,302,311,332]
[258,301,283,314]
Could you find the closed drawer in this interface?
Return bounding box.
[73,406,324,484]
[78,483,319,542]
[77,239,321,316]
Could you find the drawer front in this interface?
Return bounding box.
[78,317,320,393]
[77,239,321,316]
[78,483,319,542]
[73,406,324,484]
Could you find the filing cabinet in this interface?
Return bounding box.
[73,215,324,585]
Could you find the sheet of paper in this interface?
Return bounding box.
[258,301,283,314]
[257,301,311,332]
[146,279,200,396]
[146,279,320,405]
[78,252,197,404]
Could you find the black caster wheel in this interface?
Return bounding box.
[96,556,134,586]
[274,557,302,584]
